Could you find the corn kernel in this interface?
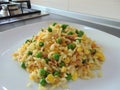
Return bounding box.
[77,47,82,52]
[95,52,105,61]
[72,72,78,80]
[61,66,67,73]
[64,57,70,64]
[29,73,35,80]
[38,32,45,39]
[46,74,55,84]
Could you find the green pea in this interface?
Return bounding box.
[67,43,76,50]
[39,68,48,77]
[67,31,74,35]
[36,52,42,58]
[76,30,84,37]
[48,27,52,32]
[66,73,72,80]
[40,78,47,86]
[61,24,68,31]
[53,22,57,26]
[78,31,84,37]
[27,51,32,55]
[25,39,31,43]
[21,62,26,69]
[53,53,60,61]
[39,42,44,47]
[56,37,62,44]
[75,29,79,34]
[53,71,60,76]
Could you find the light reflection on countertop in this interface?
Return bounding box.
[0,11,48,25]
[0,85,8,90]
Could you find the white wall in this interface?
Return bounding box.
[31,0,69,10]
[69,0,120,20]
[31,0,120,20]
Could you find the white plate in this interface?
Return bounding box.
[0,21,120,90]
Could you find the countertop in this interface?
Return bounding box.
[0,13,120,38]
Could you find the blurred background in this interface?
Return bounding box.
[0,0,120,31]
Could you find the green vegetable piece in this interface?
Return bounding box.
[76,30,84,37]
[27,51,32,55]
[75,29,79,34]
[39,68,48,77]
[61,24,68,31]
[48,27,52,32]
[53,53,60,61]
[40,78,47,86]
[53,22,57,26]
[36,52,42,58]
[56,37,62,44]
[67,43,76,50]
[21,62,26,69]
[53,71,60,76]
[39,42,44,47]
[78,31,84,37]
[66,73,72,80]
[67,31,74,35]
[59,61,65,67]
[25,39,31,43]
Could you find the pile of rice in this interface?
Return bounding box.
[12,23,105,89]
